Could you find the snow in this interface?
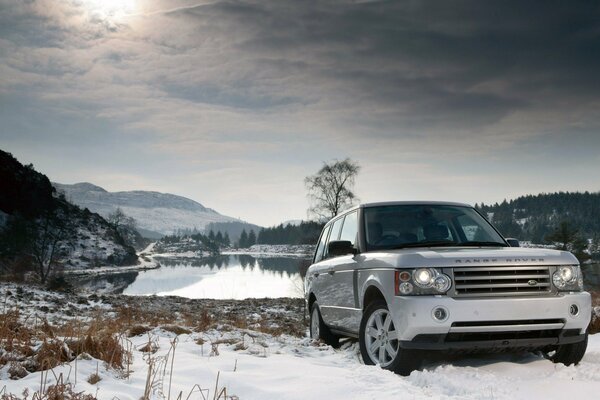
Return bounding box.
[224,244,315,258]
[3,329,600,400]
[64,258,159,276]
[54,182,241,235]
[516,217,530,226]
[2,283,599,400]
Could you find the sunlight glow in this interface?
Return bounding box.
[83,0,137,19]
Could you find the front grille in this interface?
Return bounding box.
[452,266,552,297]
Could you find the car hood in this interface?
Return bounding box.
[360,246,578,269]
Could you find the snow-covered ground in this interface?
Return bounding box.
[1,283,599,400]
[224,244,315,258]
[3,329,600,400]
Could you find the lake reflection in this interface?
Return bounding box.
[122,255,309,299]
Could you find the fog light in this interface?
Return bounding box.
[432,306,448,322]
[398,282,413,295]
[569,304,579,316]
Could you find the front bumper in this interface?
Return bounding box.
[390,292,591,350]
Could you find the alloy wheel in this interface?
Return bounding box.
[364,308,399,367]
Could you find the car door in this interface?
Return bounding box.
[325,211,361,333]
[307,223,332,315]
[315,216,345,324]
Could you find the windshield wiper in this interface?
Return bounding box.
[461,241,509,247]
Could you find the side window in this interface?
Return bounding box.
[314,225,331,263]
[339,211,358,246]
[323,217,344,259]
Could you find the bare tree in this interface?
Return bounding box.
[0,207,77,283]
[29,209,76,283]
[108,207,137,237]
[305,158,360,220]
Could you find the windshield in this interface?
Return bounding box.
[363,204,507,251]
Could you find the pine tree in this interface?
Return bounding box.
[248,230,257,247]
[545,221,579,251]
[223,232,231,247]
[239,229,248,248]
[215,231,223,244]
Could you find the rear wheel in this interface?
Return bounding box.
[309,302,340,348]
[544,333,588,366]
[359,300,422,376]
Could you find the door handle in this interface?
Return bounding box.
[313,272,320,277]
[328,270,335,275]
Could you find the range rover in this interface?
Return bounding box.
[305,202,591,375]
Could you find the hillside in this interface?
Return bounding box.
[54,182,244,236]
[477,191,600,243]
[0,150,138,278]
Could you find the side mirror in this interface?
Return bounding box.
[328,240,357,257]
[506,238,520,247]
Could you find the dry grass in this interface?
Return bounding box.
[160,325,192,336]
[86,373,101,385]
[128,325,152,338]
[36,339,73,370]
[0,308,131,376]
[68,333,127,370]
[0,310,35,367]
[193,309,214,332]
[0,383,98,400]
[1,283,304,398]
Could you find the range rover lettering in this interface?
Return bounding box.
[305,202,591,376]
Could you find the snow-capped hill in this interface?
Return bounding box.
[54,182,240,236]
[0,150,138,271]
[66,182,108,193]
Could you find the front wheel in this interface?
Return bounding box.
[544,333,588,366]
[359,300,422,376]
[310,302,340,348]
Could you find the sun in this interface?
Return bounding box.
[83,0,137,19]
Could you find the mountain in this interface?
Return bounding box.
[0,150,137,277]
[53,182,243,236]
[476,191,600,243]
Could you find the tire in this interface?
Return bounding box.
[545,333,588,366]
[359,300,422,376]
[309,302,340,348]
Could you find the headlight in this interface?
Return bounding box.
[552,265,583,291]
[433,275,452,292]
[396,268,452,295]
[413,268,435,288]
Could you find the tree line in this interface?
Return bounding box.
[476,192,600,240]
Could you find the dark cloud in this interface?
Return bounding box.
[1,0,599,225]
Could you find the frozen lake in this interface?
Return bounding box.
[76,255,311,299]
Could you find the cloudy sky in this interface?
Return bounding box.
[1,0,599,226]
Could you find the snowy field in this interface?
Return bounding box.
[3,329,600,400]
[1,283,599,400]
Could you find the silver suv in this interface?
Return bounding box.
[305,202,591,375]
